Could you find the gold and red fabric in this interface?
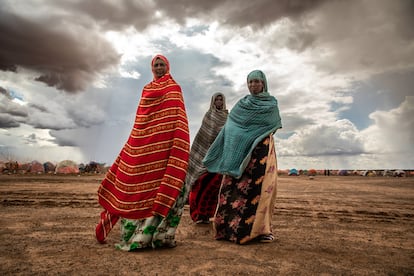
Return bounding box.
[98,62,190,219]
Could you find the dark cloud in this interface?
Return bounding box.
[385,0,414,40]
[23,133,38,145]
[28,120,71,131]
[151,0,325,27]
[53,0,326,30]
[0,9,120,93]
[1,0,411,96]
[28,103,49,113]
[61,0,155,31]
[0,64,17,72]
[217,0,326,27]
[58,0,216,30]
[0,86,12,99]
[304,0,414,73]
[0,92,28,118]
[49,130,78,147]
[279,112,315,133]
[0,114,20,128]
[0,0,347,96]
[286,28,317,52]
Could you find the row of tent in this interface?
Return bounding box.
[279,169,410,177]
[0,160,107,175]
[1,160,411,177]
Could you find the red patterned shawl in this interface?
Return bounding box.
[98,55,190,219]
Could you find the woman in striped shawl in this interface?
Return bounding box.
[186,93,228,224]
[203,70,282,244]
[95,55,190,250]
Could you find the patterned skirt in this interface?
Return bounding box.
[189,172,222,222]
[213,136,278,244]
[115,186,187,251]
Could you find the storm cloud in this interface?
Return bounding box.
[0,8,120,92]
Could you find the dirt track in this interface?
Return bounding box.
[0,174,413,275]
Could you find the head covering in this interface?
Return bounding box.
[185,93,228,190]
[203,70,282,178]
[210,92,226,110]
[151,54,170,80]
[247,70,268,95]
[98,54,190,219]
[205,92,228,125]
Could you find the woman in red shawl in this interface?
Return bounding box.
[95,55,190,250]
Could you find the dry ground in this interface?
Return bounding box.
[0,174,413,275]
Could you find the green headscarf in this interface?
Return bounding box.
[247,69,268,95]
[203,70,282,178]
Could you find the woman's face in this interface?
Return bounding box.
[152,58,167,78]
[214,95,224,110]
[248,79,264,94]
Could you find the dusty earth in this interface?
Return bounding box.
[0,174,413,275]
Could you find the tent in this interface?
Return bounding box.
[288,168,299,176]
[277,169,288,175]
[18,163,31,173]
[393,170,406,177]
[2,161,19,174]
[43,162,56,173]
[338,170,349,176]
[308,169,317,176]
[362,170,376,177]
[78,163,86,173]
[55,160,79,174]
[84,161,104,173]
[29,160,45,174]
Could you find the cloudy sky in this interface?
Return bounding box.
[0,0,413,170]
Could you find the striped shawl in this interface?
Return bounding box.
[185,93,228,191]
[98,71,190,219]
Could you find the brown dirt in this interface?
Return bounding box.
[0,174,413,275]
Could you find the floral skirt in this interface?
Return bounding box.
[213,136,278,244]
[115,186,187,251]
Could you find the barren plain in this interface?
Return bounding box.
[0,174,413,275]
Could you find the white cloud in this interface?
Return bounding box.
[362,96,414,154]
[278,119,364,157]
[119,69,141,79]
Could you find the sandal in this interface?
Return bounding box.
[259,234,275,243]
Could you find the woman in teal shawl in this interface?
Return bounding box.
[203,70,282,244]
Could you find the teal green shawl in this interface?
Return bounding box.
[203,70,282,178]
